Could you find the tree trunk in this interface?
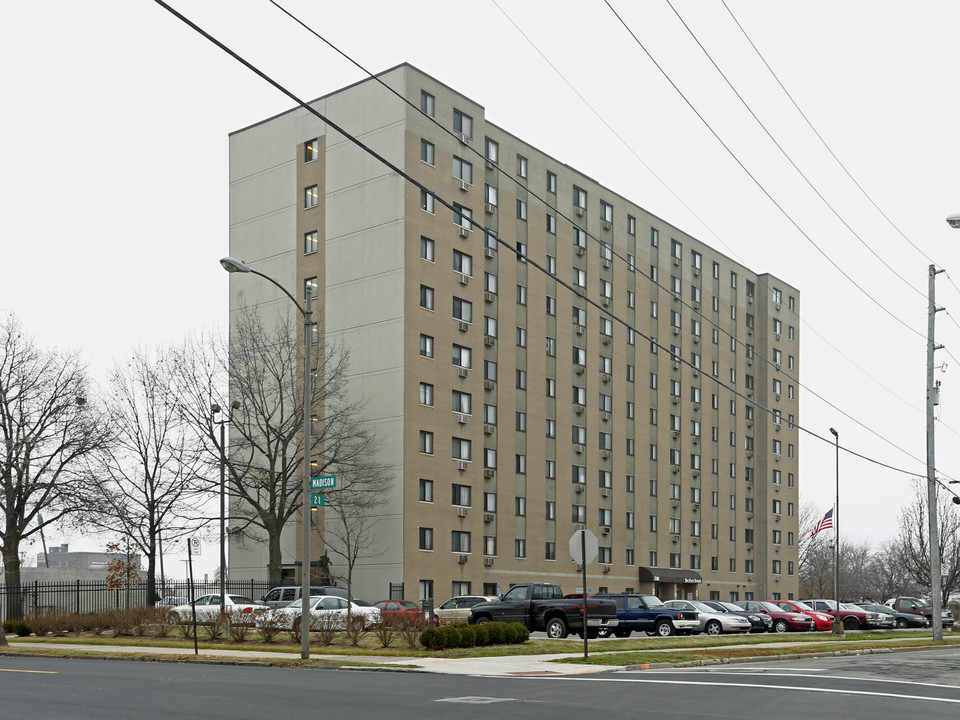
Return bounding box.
[2,544,23,620]
[146,538,158,605]
[267,527,283,585]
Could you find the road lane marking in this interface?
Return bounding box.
[0,669,58,674]
[532,676,960,704]
[646,669,960,690]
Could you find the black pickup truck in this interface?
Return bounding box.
[467,582,618,639]
[593,593,700,637]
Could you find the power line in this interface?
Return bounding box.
[151,0,938,484]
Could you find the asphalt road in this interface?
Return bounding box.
[2,648,959,719]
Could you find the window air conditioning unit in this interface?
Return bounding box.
[747,358,753,366]
[602,489,611,497]
[601,412,611,422]
[672,395,680,405]
[484,513,495,523]
[748,296,754,304]
[775,424,781,432]
[747,513,753,520]
[602,297,611,307]
[693,267,701,277]
[457,460,468,471]
[457,507,469,517]
[692,538,699,546]
[774,574,781,582]
[672,430,680,439]
[576,364,585,375]
[486,159,496,170]
[575,405,585,415]
[459,227,469,238]
[601,220,611,231]
[747,421,754,429]
[746,452,753,460]
[693,337,700,345]
[457,414,467,424]
[672,500,680,508]
[484,380,495,390]
[602,527,610,535]
[692,503,699,511]
[601,450,610,460]
[484,557,494,566]
[747,327,753,336]
[692,403,700,412]
[673,360,681,370]
[602,335,611,345]
[484,335,495,346]
[576,246,586,256]
[747,574,754,581]
[693,302,701,311]
[775,333,781,341]
[692,470,699,478]
[672,535,680,543]
[484,469,495,478]
[485,203,495,214]
[458,321,469,332]
[775,514,781,522]
[602,565,611,573]
[775,393,781,401]
[692,436,699,445]
[484,424,495,435]
[574,485,585,495]
[672,465,680,474]
[484,291,495,303]
[458,554,468,563]
[602,374,611,384]
[485,247,495,259]
[672,257,680,266]
[673,327,680,336]
[775,454,781,462]
[459,274,469,285]
[774,363,781,371]
[575,445,585,454]
[576,325,586,335]
[575,206,585,216]
[459,180,469,192]
[602,258,612,269]
[459,367,469,378]
[774,544,780,552]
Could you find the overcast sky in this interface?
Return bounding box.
[3,0,959,577]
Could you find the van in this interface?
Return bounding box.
[260,585,347,609]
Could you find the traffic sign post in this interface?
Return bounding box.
[569,527,598,659]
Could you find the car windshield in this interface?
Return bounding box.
[641,595,665,608]
[689,601,716,613]
[841,603,864,611]
[720,602,746,612]
[228,595,253,604]
[757,601,782,613]
[399,601,420,610]
[791,601,815,612]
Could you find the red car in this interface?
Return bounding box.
[740,600,814,633]
[801,599,868,630]
[372,599,426,622]
[770,600,834,631]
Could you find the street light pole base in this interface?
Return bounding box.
[831,619,845,636]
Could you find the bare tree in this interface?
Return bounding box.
[83,349,204,602]
[169,311,383,585]
[894,481,960,604]
[865,541,919,601]
[0,316,108,617]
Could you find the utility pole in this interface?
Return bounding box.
[926,264,944,642]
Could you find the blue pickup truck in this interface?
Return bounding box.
[593,593,700,637]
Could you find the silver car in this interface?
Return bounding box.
[664,599,752,635]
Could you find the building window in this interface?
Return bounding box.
[600,200,613,222]
[451,531,471,553]
[304,138,319,162]
[452,297,472,323]
[419,527,433,550]
[484,492,497,513]
[572,504,586,522]
[420,139,435,165]
[451,437,472,462]
[546,213,556,234]
[650,227,659,247]
[453,109,473,138]
[304,277,318,300]
[451,484,471,506]
[452,390,471,415]
[516,327,527,348]
[515,539,526,558]
[421,90,435,117]
[304,231,318,255]
[484,536,497,556]
[546,171,557,193]
[545,541,556,560]
[516,199,527,220]
[419,431,433,455]
[453,156,472,184]
[545,501,556,520]
[573,185,587,209]
[419,382,433,406]
[419,285,434,310]
[419,479,433,502]
[420,190,434,213]
[420,236,435,262]
[516,496,527,516]
[304,185,318,209]
[517,155,528,178]
[485,184,498,207]
[419,334,434,358]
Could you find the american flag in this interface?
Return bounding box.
[811,508,834,538]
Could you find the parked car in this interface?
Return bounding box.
[260,585,347,609]
[801,598,868,630]
[373,600,428,622]
[155,596,189,608]
[593,593,699,637]
[432,595,497,626]
[769,600,834,631]
[274,595,380,632]
[859,602,928,628]
[467,582,619,639]
[168,594,264,623]
[885,596,954,627]
[740,600,814,633]
[701,600,772,633]
[843,602,891,628]
[663,599,752,635]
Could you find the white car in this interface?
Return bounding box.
[274,595,381,632]
[168,594,264,623]
[664,599,752,635]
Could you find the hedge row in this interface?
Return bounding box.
[419,621,529,650]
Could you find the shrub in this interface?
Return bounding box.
[129,607,153,636]
[485,621,505,645]
[372,614,399,648]
[342,613,368,647]
[396,613,428,648]
[4,620,31,637]
[473,623,489,646]
[254,609,286,644]
[226,609,253,642]
[458,623,477,647]
[155,609,175,638]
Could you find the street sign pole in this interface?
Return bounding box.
[581,528,588,659]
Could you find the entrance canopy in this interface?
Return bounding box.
[637,567,702,585]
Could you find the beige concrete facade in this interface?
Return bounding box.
[228,64,800,605]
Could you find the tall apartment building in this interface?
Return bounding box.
[227,63,800,604]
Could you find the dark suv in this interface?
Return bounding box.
[260,585,347,609]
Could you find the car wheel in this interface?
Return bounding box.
[614,629,632,638]
[545,617,568,639]
[474,615,491,625]
[597,627,612,638]
[895,618,907,629]
[774,619,789,633]
[843,617,860,631]
[705,620,722,636]
[655,620,675,637]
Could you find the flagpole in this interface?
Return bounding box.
[829,428,842,635]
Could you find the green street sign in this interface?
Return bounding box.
[310,475,337,490]
[310,493,325,507]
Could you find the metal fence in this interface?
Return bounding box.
[0,579,277,621]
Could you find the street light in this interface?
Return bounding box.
[212,400,241,616]
[829,428,843,635]
[220,256,315,659]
